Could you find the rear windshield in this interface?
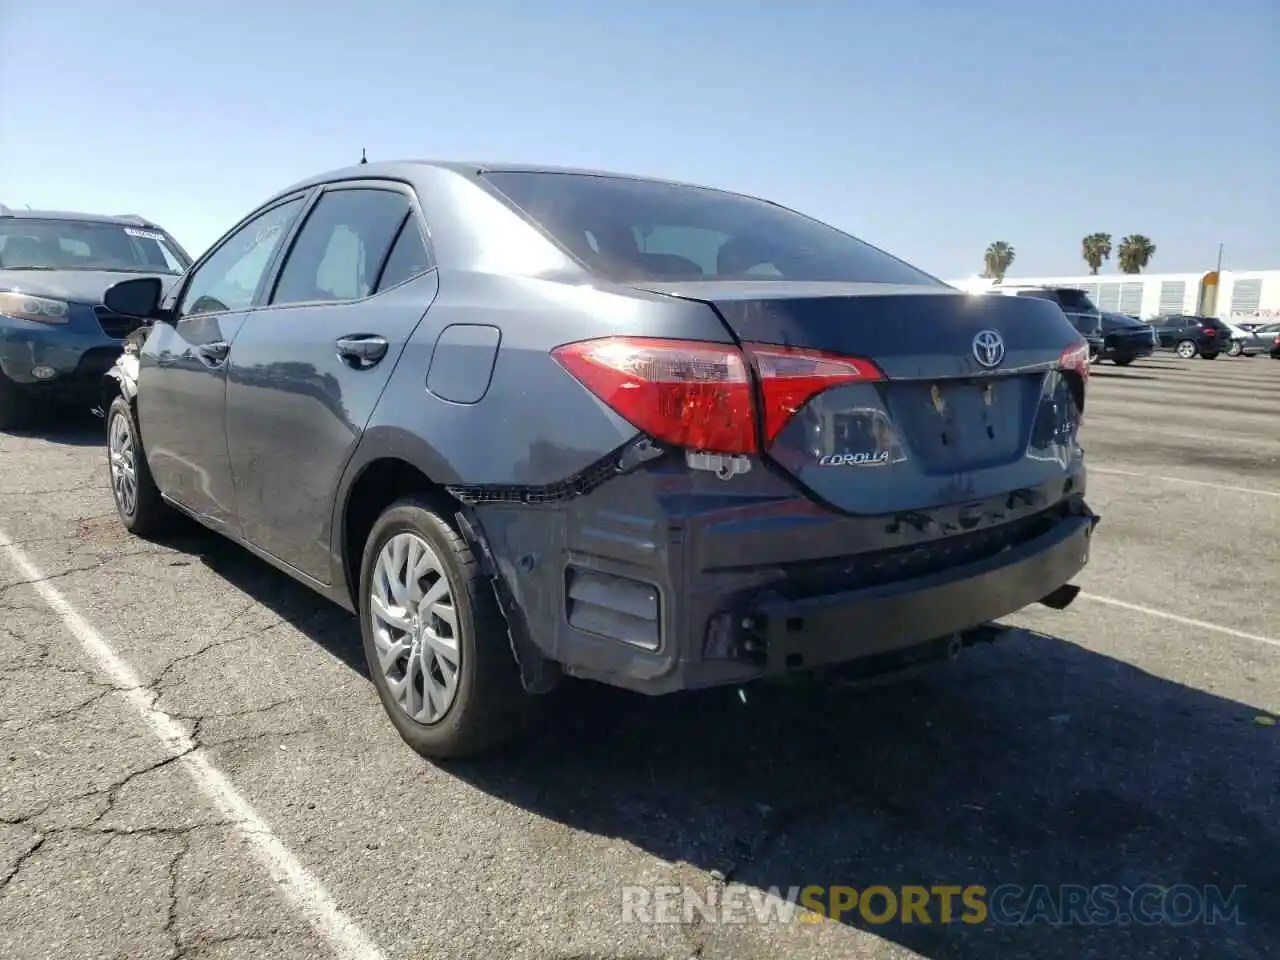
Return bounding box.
[0,219,189,274]
[1016,288,1098,312]
[481,171,942,286]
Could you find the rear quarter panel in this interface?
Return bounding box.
[362,270,735,487]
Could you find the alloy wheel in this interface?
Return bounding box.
[369,532,461,724]
[1176,341,1197,359]
[108,411,138,518]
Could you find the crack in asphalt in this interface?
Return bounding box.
[0,686,120,735]
[0,561,110,598]
[163,830,191,960]
[0,831,46,893]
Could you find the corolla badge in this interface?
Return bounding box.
[817,450,890,467]
[972,329,1006,368]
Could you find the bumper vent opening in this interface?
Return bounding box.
[565,567,661,651]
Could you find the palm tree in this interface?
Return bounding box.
[1081,232,1112,274]
[1117,235,1156,274]
[982,242,1015,283]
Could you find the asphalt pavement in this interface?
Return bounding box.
[1,352,1276,960]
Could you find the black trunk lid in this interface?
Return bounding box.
[635,281,1087,513]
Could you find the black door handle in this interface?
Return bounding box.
[336,335,388,369]
[197,341,230,365]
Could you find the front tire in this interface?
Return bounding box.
[106,395,174,537]
[358,497,539,760]
[1175,340,1199,359]
[1228,341,1243,357]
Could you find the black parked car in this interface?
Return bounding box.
[1098,312,1157,365]
[1149,314,1234,359]
[98,160,1098,759]
[0,206,191,428]
[988,285,1104,361]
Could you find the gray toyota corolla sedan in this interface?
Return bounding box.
[99,160,1098,759]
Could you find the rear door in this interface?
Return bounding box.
[224,182,437,582]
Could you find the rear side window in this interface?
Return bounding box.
[480,171,942,286]
[272,188,410,305]
[375,217,433,292]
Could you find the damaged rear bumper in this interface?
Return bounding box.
[709,510,1095,678]
[456,455,1099,697]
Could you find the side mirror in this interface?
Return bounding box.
[103,277,166,320]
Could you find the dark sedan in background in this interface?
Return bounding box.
[0,206,191,428]
[1149,314,1234,359]
[1098,311,1156,365]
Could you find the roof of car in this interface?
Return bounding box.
[0,206,163,227]
[270,159,739,202]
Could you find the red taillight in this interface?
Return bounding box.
[748,345,883,443]
[1059,341,1089,423]
[1059,341,1091,382]
[1202,326,1217,337]
[550,337,883,455]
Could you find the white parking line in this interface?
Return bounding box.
[0,531,386,960]
[1079,592,1280,650]
[1089,466,1280,499]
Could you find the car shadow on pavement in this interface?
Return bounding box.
[1088,370,1161,381]
[449,631,1278,960]
[0,406,105,446]
[169,541,1278,959]
[184,532,369,680]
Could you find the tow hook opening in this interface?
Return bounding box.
[1038,583,1081,610]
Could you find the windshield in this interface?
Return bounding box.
[481,171,944,286]
[0,218,189,274]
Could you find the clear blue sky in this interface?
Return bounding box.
[2,0,1275,278]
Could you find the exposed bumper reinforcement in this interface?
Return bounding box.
[740,512,1096,676]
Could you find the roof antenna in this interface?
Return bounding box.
[359,148,367,165]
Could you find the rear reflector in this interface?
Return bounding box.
[551,336,883,455]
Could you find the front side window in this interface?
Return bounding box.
[179,198,305,317]
[481,171,942,286]
[0,218,189,274]
[272,188,411,305]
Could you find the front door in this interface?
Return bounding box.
[138,195,307,530]
[224,183,437,582]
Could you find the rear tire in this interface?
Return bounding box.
[1113,356,1135,366]
[1175,340,1199,359]
[0,373,37,431]
[358,497,540,760]
[1201,352,1219,360]
[106,395,175,538]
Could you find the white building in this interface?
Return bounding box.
[944,269,1280,323]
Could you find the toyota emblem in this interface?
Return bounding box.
[972,330,1006,368]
